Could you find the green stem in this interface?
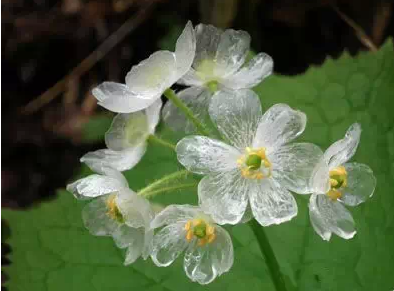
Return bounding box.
[164,88,209,136]
[147,135,176,150]
[138,170,189,197]
[143,183,197,198]
[249,220,288,291]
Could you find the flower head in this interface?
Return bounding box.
[67,165,154,264]
[150,205,233,285]
[80,99,162,171]
[309,123,376,241]
[163,24,273,133]
[92,21,196,113]
[176,89,323,226]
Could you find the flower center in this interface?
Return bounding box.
[326,166,347,201]
[237,147,271,179]
[206,80,218,93]
[106,195,125,223]
[184,218,216,247]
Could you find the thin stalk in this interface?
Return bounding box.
[137,170,189,197]
[163,88,209,136]
[249,220,288,291]
[143,183,197,198]
[147,135,176,151]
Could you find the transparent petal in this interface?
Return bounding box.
[221,53,273,89]
[151,222,188,267]
[213,29,251,77]
[125,51,177,98]
[162,87,212,133]
[142,229,154,259]
[150,204,200,229]
[175,21,196,79]
[340,163,376,206]
[184,226,233,285]
[323,123,361,169]
[176,136,240,175]
[124,236,144,265]
[66,173,125,200]
[80,145,146,172]
[309,158,330,194]
[112,224,144,249]
[240,204,253,223]
[309,194,356,241]
[253,104,307,152]
[209,89,262,150]
[145,98,163,134]
[193,24,222,70]
[82,195,118,236]
[198,169,250,225]
[177,69,205,86]
[270,143,323,194]
[92,82,156,113]
[249,178,298,226]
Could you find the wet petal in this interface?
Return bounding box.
[177,69,205,86]
[176,136,240,175]
[323,123,361,169]
[209,89,262,150]
[92,82,156,113]
[150,204,200,229]
[249,178,298,226]
[309,158,330,194]
[194,24,222,69]
[340,163,376,206]
[151,223,188,267]
[82,195,118,236]
[124,237,144,265]
[145,98,163,133]
[162,87,211,133]
[184,226,233,285]
[81,145,146,172]
[175,21,196,79]
[125,51,177,98]
[253,104,306,152]
[270,143,323,194]
[112,224,144,249]
[198,169,249,225]
[222,53,273,89]
[309,194,356,241]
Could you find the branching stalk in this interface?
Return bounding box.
[138,170,190,197]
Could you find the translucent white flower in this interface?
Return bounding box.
[67,165,154,264]
[176,89,323,226]
[80,99,162,171]
[163,24,273,132]
[309,123,376,241]
[150,205,233,285]
[93,21,196,113]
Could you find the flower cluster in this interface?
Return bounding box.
[67,21,376,285]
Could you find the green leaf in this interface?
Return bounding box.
[3,40,394,291]
[81,114,113,143]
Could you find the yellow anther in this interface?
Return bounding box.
[329,166,347,176]
[238,147,271,180]
[184,221,191,231]
[327,189,342,201]
[105,195,124,223]
[330,178,339,187]
[192,218,203,227]
[184,218,216,246]
[206,225,215,236]
[207,233,216,244]
[186,230,194,242]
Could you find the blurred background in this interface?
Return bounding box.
[1,0,393,288]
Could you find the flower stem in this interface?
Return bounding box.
[249,220,288,291]
[147,135,176,151]
[137,170,190,197]
[143,183,197,198]
[163,88,209,136]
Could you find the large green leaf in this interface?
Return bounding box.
[3,40,394,291]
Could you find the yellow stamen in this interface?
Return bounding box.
[326,165,348,201]
[186,230,194,242]
[183,218,217,246]
[184,221,191,231]
[238,147,271,179]
[327,189,342,201]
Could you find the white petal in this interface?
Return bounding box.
[124,238,144,265]
[125,51,177,98]
[81,145,146,172]
[249,178,298,226]
[309,194,356,241]
[269,143,323,194]
[151,223,188,267]
[309,158,330,194]
[177,69,205,86]
[162,87,212,133]
[209,89,262,150]
[142,230,154,259]
[214,29,250,77]
[194,24,222,69]
[253,104,307,152]
[82,195,118,236]
[145,98,163,134]
[221,53,273,89]
[183,226,233,285]
[92,82,156,113]
[175,21,196,79]
[323,123,361,169]
[176,136,239,175]
[112,224,144,249]
[198,169,250,225]
[150,204,200,229]
[340,163,376,206]
[66,173,126,200]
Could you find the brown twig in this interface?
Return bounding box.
[20,2,155,115]
[332,4,378,52]
[372,1,392,45]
